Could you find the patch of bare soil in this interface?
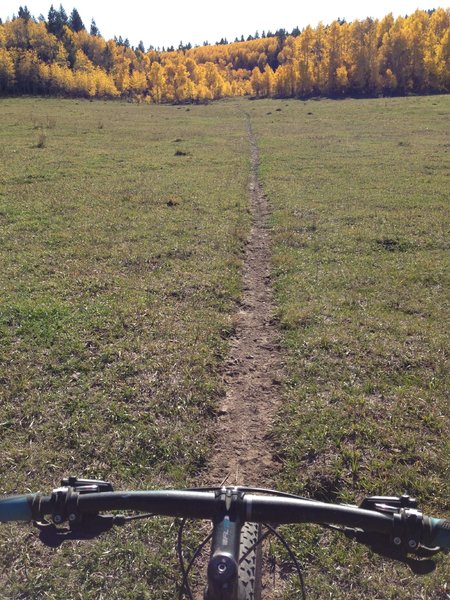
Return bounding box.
[202,114,284,487]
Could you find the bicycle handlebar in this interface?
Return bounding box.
[1,484,449,553]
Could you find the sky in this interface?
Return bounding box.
[0,1,443,49]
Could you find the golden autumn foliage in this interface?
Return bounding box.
[0,9,449,100]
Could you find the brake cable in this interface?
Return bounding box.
[262,523,307,600]
[177,518,213,600]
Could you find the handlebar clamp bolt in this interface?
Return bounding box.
[408,539,417,549]
[53,514,63,524]
[68,513,77,522]
[393,537,402,546]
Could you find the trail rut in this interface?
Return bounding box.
[203,114,283,487]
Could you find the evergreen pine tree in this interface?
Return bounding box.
[90,19,100,36]
[47,4,68,38]
[68,8,85,32]
[58,4,68,25]
[18,6,32,22]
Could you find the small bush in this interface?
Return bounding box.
[46,116,57,129]
[36,129,47,148]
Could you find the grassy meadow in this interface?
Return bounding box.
[251,95,449,598]
[0,95,449,598]
[0,98,251,598]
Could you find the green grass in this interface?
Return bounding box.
[250,95,449,598]
[0,95,449,598]
[0,97,251,598]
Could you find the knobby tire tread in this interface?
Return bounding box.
[238,522,262,600]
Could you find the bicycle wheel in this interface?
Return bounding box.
[238,522,262,600]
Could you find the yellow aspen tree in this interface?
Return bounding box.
[349,19,379,94]
[173,63,194,102]
[191,63,207,100]
[4,18,29,50]
[49,62,73,94]
[312,23,328,93]
[339,21,352,67]
[0,47,15,91]
[196,81,213,102]
[86,71,97,97]
[325,21,344,95]
[73,29,106,67]
[242,78,253,96]
[14,50,41,93]
[161,59,176,101]
[95,68,119,98]
[204,62,225,99]
[377,13,395,43]
[222,79,232,98]
[405,10,428,92]
[366,19,381,94]
[184,57,199,80]
[90,67,119,98]
[38,61,51,91]
[274,64,285,96]
[110,43,136,94]
[112,59,131,94]
[262,64,275,96]
[129,69,148,96]
[250,66,263,95]
[257,52,267,71]
[148,61,167,103]
[54,42,68,67]
[116,68,130,94]
[335,65,349,93]
[277,35,295,65]
[230,79,246,96]
[186,57,207,97]
[72,70,92,97]
[349,20,366,92]
[294,25,315,96]
[73,49,94,72]
[425,8,450,91]
[382,17,412,93]
[137,51,151,77]
[423,12,442,90]
[28,21,58,63]
[274,63,298,97]
[435,27,450,89]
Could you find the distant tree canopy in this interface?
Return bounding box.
[0,5,449,102]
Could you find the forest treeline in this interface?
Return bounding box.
[0,6,449,102]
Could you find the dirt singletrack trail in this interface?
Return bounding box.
[203,113,284,487]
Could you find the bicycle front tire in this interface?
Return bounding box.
[238,522,262,600]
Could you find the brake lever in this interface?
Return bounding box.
[343,528,437,575]
[33,514,126,547]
